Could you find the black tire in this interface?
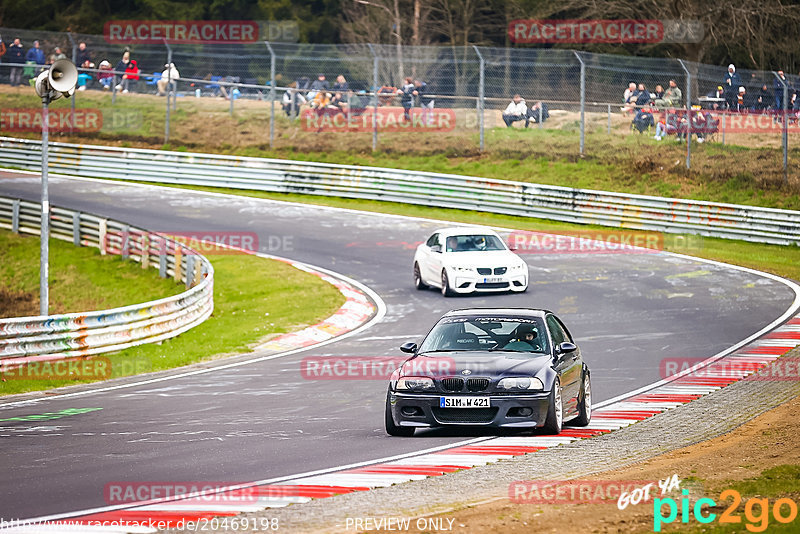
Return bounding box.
[413,263,427,290]
[572,370,592,427]
[441,270,454,297]
[541,378,563,434]
[385,391,415,437]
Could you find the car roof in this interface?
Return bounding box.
[432,226,500,238]
[442,308,552,318]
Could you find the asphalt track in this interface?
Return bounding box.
[0,172,796,520]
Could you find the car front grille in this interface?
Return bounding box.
[432,407,498,424]
[440,377,464,392]
[466,378,490,392]
[477,268,492,275]
[494,267,507,275]
[476,282,510,289]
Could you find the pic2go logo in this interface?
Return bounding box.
[654,489,798,532]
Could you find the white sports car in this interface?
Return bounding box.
[413,227,529,296]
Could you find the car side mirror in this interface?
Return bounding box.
[430,245,442,253]
[400,342,418,354]
[555,342,577,355]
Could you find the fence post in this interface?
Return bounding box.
[67,32,77,135]
[678,60,691,169]
[265,41,276,148]
[164,40,172,144]
[368,44,379,152]
[72,211,81,246]
[159,238,168,278]
[11,199,20,234]
[121,224,130,259]
[773,71,789,184]
[472,45,485,151]
[573,51,585,155]
[185,254,195,288]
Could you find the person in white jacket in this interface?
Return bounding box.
[502,94,529,127]
[157,63,180,96]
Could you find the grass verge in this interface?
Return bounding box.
[1,231,345,396]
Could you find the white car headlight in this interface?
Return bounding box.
[510,263,526,271]
[452,266,474,272]
[396,377,435,390]
[497,377,544,390]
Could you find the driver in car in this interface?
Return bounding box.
[503,325,541,351]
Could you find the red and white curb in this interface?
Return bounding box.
[6,314,799,533]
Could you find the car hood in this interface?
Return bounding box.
[443,250,521,266]
[401,351,552,379]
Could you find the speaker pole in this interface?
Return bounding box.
[40,92,50,316]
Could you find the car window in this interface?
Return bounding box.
[418,316,549,354]
[555,316,573,342]
[445,234,506,252]
[546,315,567,346]
[426,233,440,247]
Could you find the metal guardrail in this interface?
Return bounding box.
[1,137,799,245]
[0,194,214,366]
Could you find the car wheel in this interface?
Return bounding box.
[413,263,427,290]
[572,370,592,427]
[542,377,563,434]
[385,391,415,437]
[441,270,454,297]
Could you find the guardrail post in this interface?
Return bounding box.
[159,238,168,278]
[99,219,107,255]
[678,59,691,169]
[573,51,585,155]
[72,212,81,246]
[174,246,183,282]
[141,234,150,269]
[368,44,379,152]
[472,45,485,151]
[11,199,20,234]
[185,254,195,288]
[773,71,789,184]
[121,224,130,259]
[164,40,173,144]
[265,41,276,148]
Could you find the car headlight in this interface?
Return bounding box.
[510,263,526,271]
[452,266,474,272]
[497,377,544,390]
[396,377,435,391]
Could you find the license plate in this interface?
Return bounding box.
[483,277,503,283]
[439,396,490,408]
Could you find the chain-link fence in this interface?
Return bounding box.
[0,26,795,182]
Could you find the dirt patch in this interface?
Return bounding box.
[0,287,37,318]
[378,394,800,534]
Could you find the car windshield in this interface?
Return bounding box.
[418,316,550,354]
[445,234,506,252]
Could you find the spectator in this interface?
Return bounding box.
[307,73,329,101]
[76,42,91,67]
[756,84,770,112]
[330,74,349,111]
[7,38,24,86]
[634,83,650,107]
[735,86,747,112]
[76,59,95,91]
[414,79,434,124]
[654,79,682,109]
[502,94,528,127]
[98,60,114,90]
[527,101,549,125]
[653,84,665,100]
[282,81,306,116]
[50,46,66,63]
[121,59,139,93]
[774,70,788,110]
[157,62,179,95]
[705,85,725,110]
[398,76,415,121]
[114,51,130,91]
[0,36,6,62]
[623,82,636,103]
[377,85,397,106]
[348,90,369,116]
[622,82,640,112]
[26,40,45,65]
[723,64,742,109]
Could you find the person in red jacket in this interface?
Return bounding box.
[122,59,140,93]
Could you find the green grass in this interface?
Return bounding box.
[115,183,800,283]
[1,232,345,396]
[670,466,800,533]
